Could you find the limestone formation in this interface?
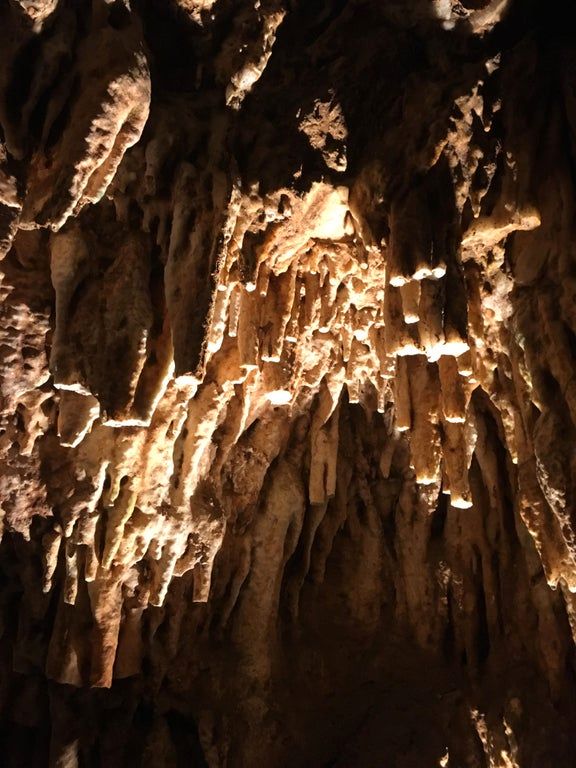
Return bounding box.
[1,0,576,765]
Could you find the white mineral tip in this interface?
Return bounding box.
[451,496,473,509]
[267,389,292,405]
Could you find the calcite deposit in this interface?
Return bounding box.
[1,0,576,765]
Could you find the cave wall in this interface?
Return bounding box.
[1,0,576,765]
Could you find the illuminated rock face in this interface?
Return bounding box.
[1,0,576,765]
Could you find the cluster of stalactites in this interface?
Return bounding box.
[6,0,576,698]
[28,135,546,631]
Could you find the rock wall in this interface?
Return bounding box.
[1,0,576,765]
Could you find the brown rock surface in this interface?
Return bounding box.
[1,0,576,765]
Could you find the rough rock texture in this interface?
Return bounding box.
[1,0,576,765]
